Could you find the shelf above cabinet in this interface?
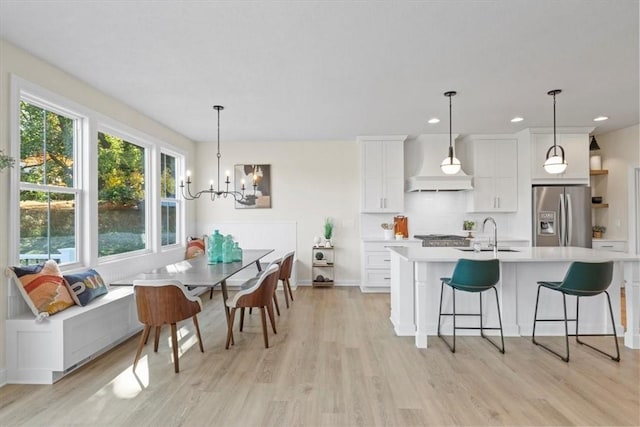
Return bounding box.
[590,169,609,176]
[592,203,609,209]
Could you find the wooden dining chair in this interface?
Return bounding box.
[226,264,280,349]
[132,279,204,373]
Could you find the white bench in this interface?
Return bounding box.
[5,286,141,384]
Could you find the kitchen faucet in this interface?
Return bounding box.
[483,217,498,255]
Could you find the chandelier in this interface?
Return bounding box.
[180,105,257,201]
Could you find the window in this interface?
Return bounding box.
[160,152,178,246]
[19,100,81,265]
[97,131,147,257]
[13,77,185,269]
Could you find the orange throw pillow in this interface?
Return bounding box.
[8,260,75,316]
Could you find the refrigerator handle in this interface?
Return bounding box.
[566,193,573,246]
[559,193,566,246]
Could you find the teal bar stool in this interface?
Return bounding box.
[437,258,504,353]
[532,261,619,362]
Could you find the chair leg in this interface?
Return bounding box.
[170,323,180,373]
[260,307,269,348]
[437,282,445,337]
[493,287,505,353]
[193,315,204,353]
[575,291,621,362]
[282,279,290,308]
[240,307,245,332]
[133,325,151,371]
[266,301,277,334]
[532,285,570,362]
[532,284,542,345]
[154,326,161,352]
[479,291,484,338]
[437,282,455,353]
[226,308,237,349]
[273,293,281,316]
[286,278,294,302]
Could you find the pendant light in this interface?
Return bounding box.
[180,105,257,201]
[440,91,461,175]
[543,89,568,174]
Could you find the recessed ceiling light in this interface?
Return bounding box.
[593,116,609,122]
[510,117,524,123]
[427,118,440,124]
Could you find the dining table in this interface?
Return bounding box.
[111,249,274,334]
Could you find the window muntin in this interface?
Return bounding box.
[97,131,146,257]
[160,152,178,246]
[18,100,79,265]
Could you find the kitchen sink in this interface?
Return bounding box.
[457,248,520,252]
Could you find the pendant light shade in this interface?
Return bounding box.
[543,89,568,174]
[441,91,461,175]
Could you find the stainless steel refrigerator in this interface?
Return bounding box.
[533,186,592,248]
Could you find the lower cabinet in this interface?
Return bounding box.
[361,240,422,293]
[592,240,627,252]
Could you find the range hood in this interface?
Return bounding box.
[405,134,473,192]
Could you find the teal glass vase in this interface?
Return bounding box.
[222,235,234,263]
[208,229,223,264]
[232,242,242,262]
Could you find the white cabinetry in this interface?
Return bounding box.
[359,136,407,213]
[592,240,627,252]
[361,240,422,293]
[459,136,518,212]
[529,129,592,185]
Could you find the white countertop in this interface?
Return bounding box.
[361,237,422,243]
[388,246,640,263]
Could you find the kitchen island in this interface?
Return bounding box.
[388,246,640,349]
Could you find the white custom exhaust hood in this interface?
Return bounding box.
[405,134,473,192]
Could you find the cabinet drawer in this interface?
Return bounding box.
[363,269,392,286]
[364,251,392,268]
[592,241,626,252]
[363,241,421,252]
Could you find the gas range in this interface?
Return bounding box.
[414,234,471,247]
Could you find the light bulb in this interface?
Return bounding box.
[440,156,461,174]
[543,155,568,174]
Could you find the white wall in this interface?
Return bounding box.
[0,40,197,377]
[192,140,361,284]
[595,124,640,240]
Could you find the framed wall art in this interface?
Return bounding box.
[234,164,272,209]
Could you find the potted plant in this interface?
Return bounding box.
[381,223,394,240]
[463,220,475,231]
[324,217,334,247]
[592,225,606,239]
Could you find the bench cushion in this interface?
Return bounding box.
[63,269,109,306]
[8,260,75,316]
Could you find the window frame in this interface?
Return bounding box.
[9,75,187,271]
[95,122,152,262]
[11,80,88,269]
[159,149,183,249]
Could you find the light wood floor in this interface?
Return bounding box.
[1,287,638,426]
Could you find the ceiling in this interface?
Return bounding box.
[0,1,638,143]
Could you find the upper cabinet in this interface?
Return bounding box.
[529,129,592,185]
[359,135,407,213]
[458,135,518,213]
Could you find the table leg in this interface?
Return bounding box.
[220,279,234,345]
[255,260,263,272]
